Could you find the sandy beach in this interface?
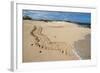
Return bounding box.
[23,20,91,62]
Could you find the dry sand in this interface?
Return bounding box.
[23,20,91,62]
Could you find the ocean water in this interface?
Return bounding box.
[23,10,91,26]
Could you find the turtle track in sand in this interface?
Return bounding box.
[30,25,73,55]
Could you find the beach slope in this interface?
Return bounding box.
[23,20,91,62]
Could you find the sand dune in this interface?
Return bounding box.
[23,20,91,62]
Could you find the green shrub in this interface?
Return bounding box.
[23,16,32,20]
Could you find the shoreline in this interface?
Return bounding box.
[24,20,91,28]
[74,34,91,59]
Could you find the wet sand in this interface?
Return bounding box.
[74,34,91,59]
[23,20,91,62]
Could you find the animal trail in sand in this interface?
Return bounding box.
[30,25,71,55]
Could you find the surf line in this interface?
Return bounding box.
[71,44,82,60]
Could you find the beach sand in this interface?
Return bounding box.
[23,20,91,62]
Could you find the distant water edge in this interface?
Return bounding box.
[23,19,91,28]
[76,23,91,28]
